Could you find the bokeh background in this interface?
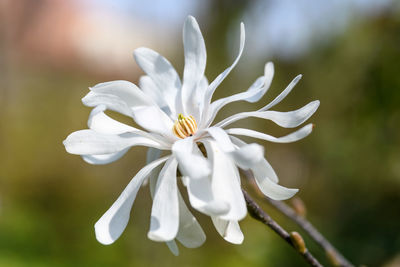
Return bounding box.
[1,0,400,266]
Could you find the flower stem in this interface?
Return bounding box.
[264,197,354,267]
[242,189,323,267]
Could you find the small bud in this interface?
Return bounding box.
[290,231,307,254]
[291,197,307,217]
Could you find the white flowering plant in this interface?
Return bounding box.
[63,15,319,255]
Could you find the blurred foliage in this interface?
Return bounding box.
[1,1,400,267]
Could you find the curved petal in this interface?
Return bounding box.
[181,16,207,117]
[88,105,141,135]
[139,75,170,114]
[205,76,265,127]
[186,175,230,216]
[258,74,302,111]
[63,130,167,155]
[172,137,211,179]
[94,156,169,245]
[148,157,179,242]
[226,124,314,143]
[230,136,279,183]
[166,241,179,256]
[82,148,129,165]
[200,23,245,128]
[134,47,181,116]
[207,127,264,170]
[175,191,206,248]
[212,217,244,244]
[131,105,175,140]
[203,140,247,221]
[90,80,154,107]
[253,172,298,200]
[82,91,133,118]
[216,100,319,129]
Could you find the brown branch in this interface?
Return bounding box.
[264,197,354,267]
[242,170,354,267]
[242,189,323,267]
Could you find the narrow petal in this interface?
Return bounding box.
[181,16,207,116]
[232,143,264,170]
[94,156,169,245]
[226,124,314,143]
[172,137,211,179]
[207,127,235,152]
[82,148,129,165]
[230,136,279,183]
[204,140,247,221]
[139,75,170,115]
[258,74,302,111]
[63,130,167,155]
[134,47,181,115]
[216,100,320,129]
[131,105,175,140]
[175,191,206,248]
[148,158,179,242]
[88,105,141,135]
[205,76,265,127]
[253,172,298,200]
[201,23,245,127]
[186,175,230,216]
[82,91,133,118]
[212,217,244,244]
[166,241,179,256]
[90,80,154,107]
[146,147,161,165]
[207,127,264,170]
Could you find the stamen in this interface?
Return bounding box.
[173,114,198,139]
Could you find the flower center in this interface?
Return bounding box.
[173,114,198,139]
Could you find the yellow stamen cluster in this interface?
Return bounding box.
[173,114,198,139]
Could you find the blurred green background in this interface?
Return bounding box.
[1,0,400,266]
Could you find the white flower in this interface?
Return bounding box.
[63,16,319,255]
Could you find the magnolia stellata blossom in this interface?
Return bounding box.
[63,15,319,255]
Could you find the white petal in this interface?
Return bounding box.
[148,158,179,242]
[212,217,244,244]
[94,156,169,245]
[232,143,264,170]
[131,105,175,140]
[263,62,274,97]
[175,191,206,248]
[88,105,140,135]
[204,140,247,221]
[134,47,181,116]
[142,147,162,186]
[207,128,264,170]
[201,23,245,127]
[90,80,154,107]
[166,241,179,256]
[230,136,279,183]
[63,130,166,155]
[139,75,170,114]
[82,91,133,118]
[146,147,161,165]
[216,100,320,129]
[172,137,211,179]
[82,148,129,165]
[226,124,314,143]
[185,175,230,216]
[181,16,207,116]
[205,76,265,127]
[253,172,298,200]
[259,74,302,111]
[207,127,235,152]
